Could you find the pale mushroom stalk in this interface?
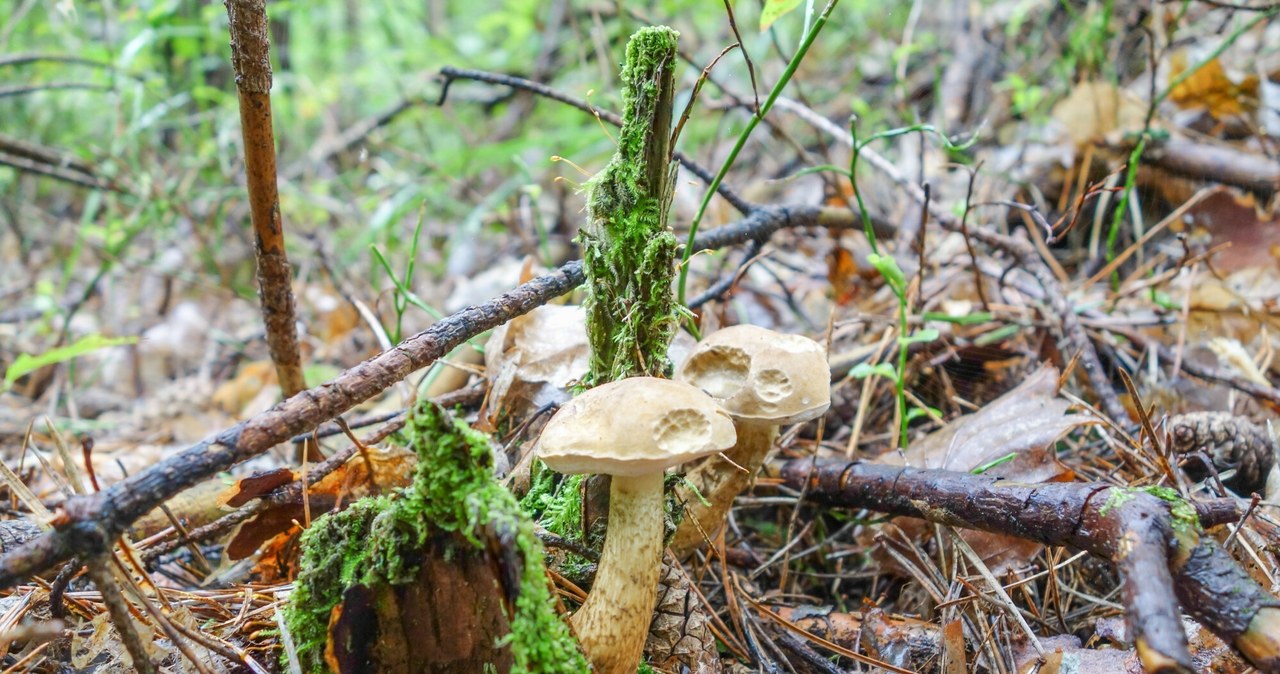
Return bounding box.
[673,421,776,555]
[536,377,736,674]
[571,472,664,674]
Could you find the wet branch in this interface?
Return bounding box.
[778,459,1279,672]
[0,203,858,589]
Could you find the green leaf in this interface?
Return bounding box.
[974,323,1022,346]
[4,334,137,390]
[905,406,940,424]
[867,253,907,297]
[760,0,804,31]
[850,362,896,380]
[898,328,940,346]
[922,311,994,325]
[972,452,1018,475]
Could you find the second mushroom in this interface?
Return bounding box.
[671,325,832,557]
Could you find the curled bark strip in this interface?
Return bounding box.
[779,459,1275,672]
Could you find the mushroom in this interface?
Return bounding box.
[671,325,831,557]
[536,377,736,674]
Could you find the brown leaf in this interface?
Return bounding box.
[772,606,941,672]
[483,304,590,426]
[874,366,1094,572]
[1051,81,1146,146]
[884,365,1093,479]
[224,445,416,561]
[221,468,296,508]
[211,360,278,416]
[1169,52,1260,120]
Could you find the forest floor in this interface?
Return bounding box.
[1,1,1280,672]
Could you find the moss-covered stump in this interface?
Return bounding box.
[282,401,587,674]
[581,25,681,384]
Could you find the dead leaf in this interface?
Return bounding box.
[1012,633,1142,674]
[875,366,1095,572]
[224,445,416,562]
[1169,51,1260,121]
[221,468,297,508]
[827,245,861,307]
[1052,81,1146,146]
[884,365,1093,478]
[212,360,278,416]
[483,304,590,426]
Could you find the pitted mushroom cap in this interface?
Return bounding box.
[536,377,737,477]
[676,325,831,424]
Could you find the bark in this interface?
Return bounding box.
[778,459,1277,672]
[225,0,312,460]
[326,536,516,673]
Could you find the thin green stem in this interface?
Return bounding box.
[676,0,839,305]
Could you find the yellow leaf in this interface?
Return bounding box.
[1168,51,1260,119]
[760,0,803,31]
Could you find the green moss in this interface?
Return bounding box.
[582,26,681,384]
[283,400,587,674]
[1095,486,1202,538]
[1098,487,1135,516]
[1141,485,1201,534]
[521,466,597,582]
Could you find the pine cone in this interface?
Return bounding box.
[1168,412,1275,497]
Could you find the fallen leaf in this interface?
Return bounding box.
[221,468,297,508]
[212,360,278,416]
[224,445,416,562]
[1169,51,1260,120]
[875,366,1095,572]
[760,0,803,31]
[1051,81,1146,146]
[483,304,590,427]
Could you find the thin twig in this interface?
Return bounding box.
[84,555,158,674]
[437,66,755,216]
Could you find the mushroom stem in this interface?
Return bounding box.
[672,421,777,557]
[571,471,664,674]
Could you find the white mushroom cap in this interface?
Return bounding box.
[676,325,831,425]
[536,377,737,477]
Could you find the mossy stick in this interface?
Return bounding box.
[582,26,680,384]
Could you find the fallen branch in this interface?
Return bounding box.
[0,203,857,589]
[1115,135,1280,200]
[438,66,755,216]
[778,459,1279,672]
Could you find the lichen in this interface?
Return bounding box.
[283,400,587,674]
[581,26,681,384]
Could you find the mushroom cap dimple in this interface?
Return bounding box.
[536,377,737,477]
[676,325,831,424]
